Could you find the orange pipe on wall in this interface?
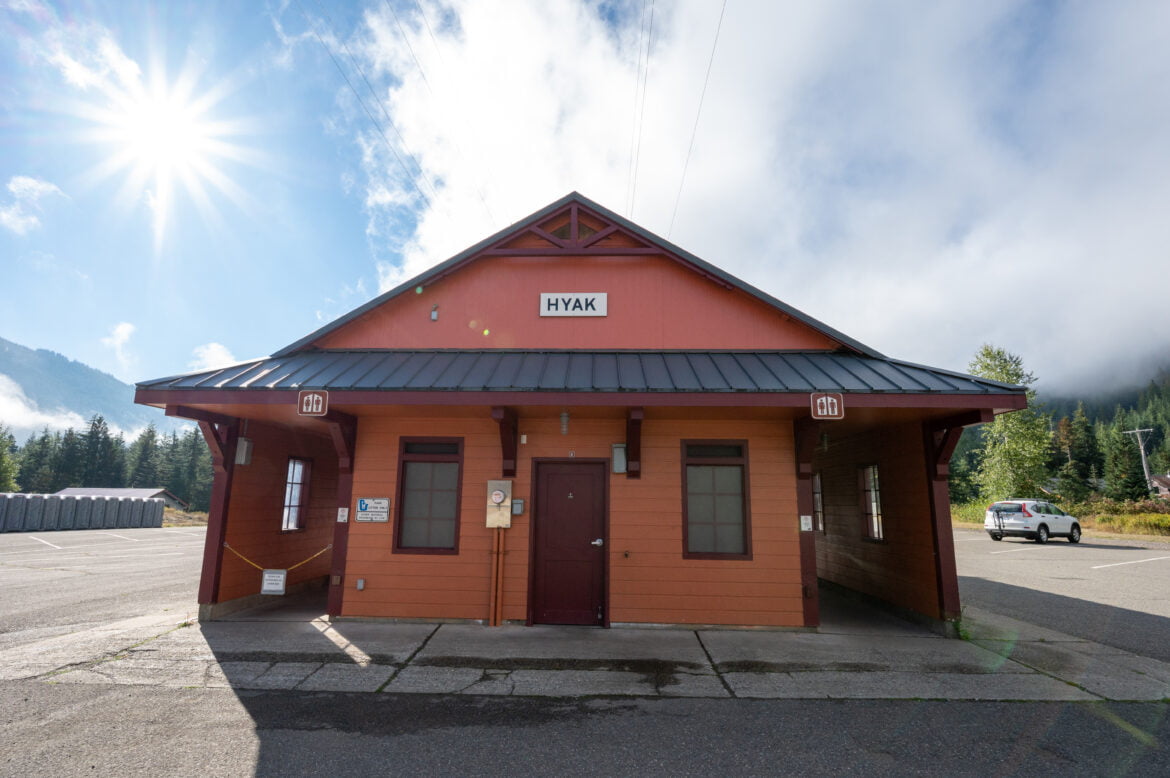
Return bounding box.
[488,528,500,626]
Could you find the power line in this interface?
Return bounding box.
[626,0,655,217]
[296,0,434,209]
[385,0,498,227]
[668,0,727,238]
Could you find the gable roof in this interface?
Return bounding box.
[55,487,189,507]
[272,192,883,359]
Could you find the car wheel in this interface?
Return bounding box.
[1068,524,1081,544]
[1035,525,1049,544]
[990,532,1003,541]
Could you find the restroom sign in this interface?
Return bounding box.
[297,390,328,416]
[811,392,845,420]
[540,293,607,317]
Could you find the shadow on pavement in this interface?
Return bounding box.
[959,575,1170,663]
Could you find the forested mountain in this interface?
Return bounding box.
[0,336,184,439]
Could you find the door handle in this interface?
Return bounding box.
[590,538,604,547]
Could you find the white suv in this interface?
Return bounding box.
[984,499,1082,544]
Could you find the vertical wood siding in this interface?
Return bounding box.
[218,423,337,603]
[812,422,940,619]
[340,411,803,627]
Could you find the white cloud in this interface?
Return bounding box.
[0,373,88,440]
[295,0,1170,392]
[0,175,64,235]
[100,322,136,379]
[189,342,238,371]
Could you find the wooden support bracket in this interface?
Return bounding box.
[491,406,519,477]
[625,408,643,479]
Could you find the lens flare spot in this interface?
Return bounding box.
[482,329,490,336]
[415,286,424,294]
[468,320,478,329]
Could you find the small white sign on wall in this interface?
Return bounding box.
[540,293,607,317]
[261,569,287,595]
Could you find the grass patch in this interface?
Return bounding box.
[951,499,1170,537]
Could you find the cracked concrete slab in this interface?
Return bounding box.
[237,662,321,690]
[418,623,709,664]
[724,670,1100,701]
[386,666,485,694]
[297,663,396,692]
[971,639,1170,701]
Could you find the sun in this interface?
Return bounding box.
[79,64,252,251]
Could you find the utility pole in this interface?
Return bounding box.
[1122,428,1154,489]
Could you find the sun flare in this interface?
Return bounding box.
[78,63,252,251]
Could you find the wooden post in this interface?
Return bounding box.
[793,417,820,627]
[324,411,357,618]
[195,418,238,607]
[923,410,991,622]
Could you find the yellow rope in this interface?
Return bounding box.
[223,542,332,572]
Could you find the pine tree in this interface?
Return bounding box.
[968,345,1053,501]
[0,424,18,492]
[81,415,125,487]
[1068,403,1102,483]
[127,424,162,488]
[17,429,58,493]
[1103,411,1151,500]
[50,429,86,491]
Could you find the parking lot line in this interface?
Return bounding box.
[96,532,140,542]
[28,536,62,549]
[1091,555,1170,570]
[989,547,1040,554]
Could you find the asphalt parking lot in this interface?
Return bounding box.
[0,527,205,647]
[954,526,1170,662]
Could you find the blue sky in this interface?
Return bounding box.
[2,0,1168,434]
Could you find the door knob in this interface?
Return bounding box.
[590,538,604,547]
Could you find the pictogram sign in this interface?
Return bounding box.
[297,390,328,416]
[810,392,845,420]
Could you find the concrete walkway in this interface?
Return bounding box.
[5,592,1168,701]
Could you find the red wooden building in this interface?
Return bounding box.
[135,193,1025,630]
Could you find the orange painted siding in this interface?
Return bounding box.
[218,423,337,603]
[314,254,840,352]
[339,410,803,627]
[812,422,940,619]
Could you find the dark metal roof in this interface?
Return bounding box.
[137,350,1023,396]
[271,192,883,360]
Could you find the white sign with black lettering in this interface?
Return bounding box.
[261,569,287,595]
[356,498,390,522]
[540,293,607,317]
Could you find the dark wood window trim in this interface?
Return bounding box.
[812,471,825,532]
[859,464,885,542]
[681,439,752,561]
[281,457,312,533]
[394,437,463,555]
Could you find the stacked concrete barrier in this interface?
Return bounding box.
[0,494,164,532]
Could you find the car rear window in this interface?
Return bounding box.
[990,503,1023,512]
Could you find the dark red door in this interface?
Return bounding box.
[532,462,606,625]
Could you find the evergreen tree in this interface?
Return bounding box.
[1068,403,1102,483]
[968,345,1053,500]
[0,424,18,491]
[1103,411,1152,500]
[127,424,161,487]
[17,429,58,493]
[81,415,125,487]
[50,428,86,491]
[1055,459,1090,502]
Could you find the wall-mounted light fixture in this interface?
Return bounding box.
[560,410,570,435]
[612,443,627,473]
[430,304,439,321]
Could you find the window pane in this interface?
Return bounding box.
[404,441,460,455]
[686,444,743,459]
[715,494,743,524]
[688,523,715,553]
[688,493,714,522]
[401,518,430,547]
[715,523,744,554]
[430,489,458,520]
[687,465,714,493]
[713,466,742,494]
[404,461,432,491]
[431,462,460,491]
[287,484,302,508]
[430,519,456,548]
[403,488,431,520]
